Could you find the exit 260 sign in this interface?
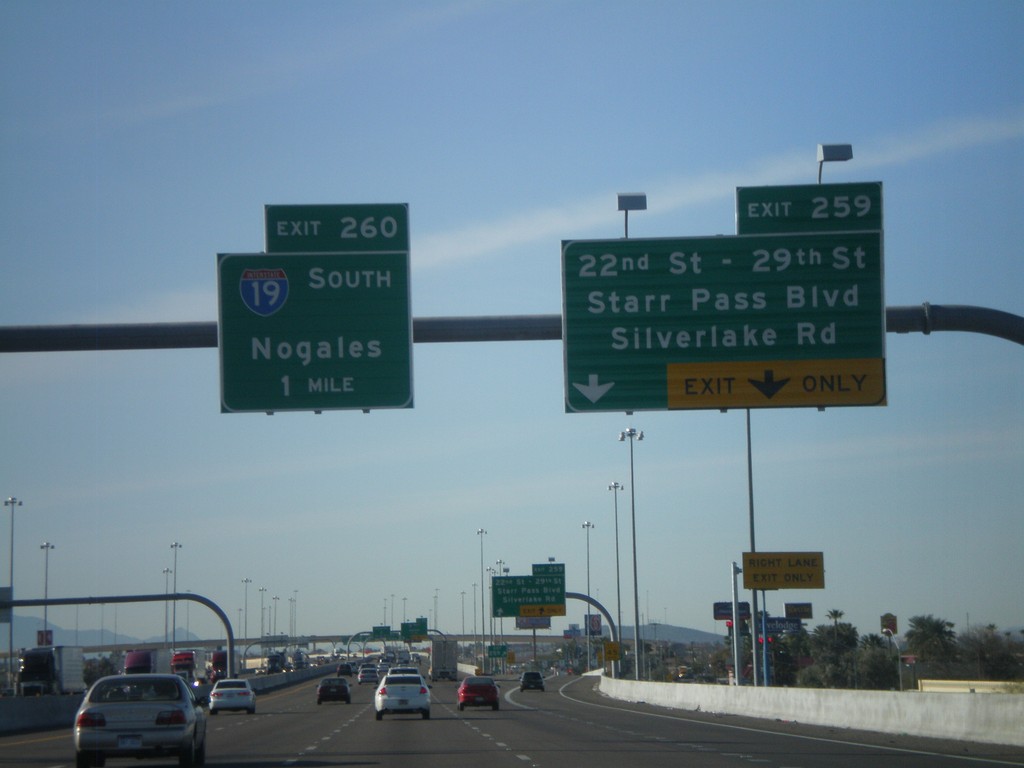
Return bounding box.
[218,204,412,413]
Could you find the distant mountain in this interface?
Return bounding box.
[5,615,199,650]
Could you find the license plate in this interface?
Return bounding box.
[398,698,408,705]
[118,735,143,749]
[475,696,485,702]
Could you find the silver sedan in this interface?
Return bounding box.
[73,674,207,767]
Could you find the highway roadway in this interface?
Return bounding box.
[3,671,1022,768]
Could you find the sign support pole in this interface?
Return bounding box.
[731,562,742,686]
[746,409,760,687]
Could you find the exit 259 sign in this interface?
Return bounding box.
[562,230,885,412]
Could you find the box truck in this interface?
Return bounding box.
[123,648,171,675]
[429,639,458,681]
[17,646,86,696]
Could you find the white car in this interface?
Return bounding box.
[374,673,430,720]
[209,678,256,714]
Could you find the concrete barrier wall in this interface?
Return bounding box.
[598,676,1024,747]
[0,693,83,734]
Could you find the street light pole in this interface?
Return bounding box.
[477,528,486,671]
[259,587,267,640]
[619,428,644,680]
[607,482,623,678]
[5,496,22,692]
[169,542,182,649]
[163,568,172,649]
[40,542,54,637]
[582,521,594,671]
[241,578,252,643]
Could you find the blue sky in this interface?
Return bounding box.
[1,1,1022,648]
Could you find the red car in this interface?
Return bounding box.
[457,676,500,711]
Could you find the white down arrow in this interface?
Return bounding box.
[572,374,615,403]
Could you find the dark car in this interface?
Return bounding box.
[317,677,351,704]
[336,662,354,676]
[519,671,545,691]
[457,676,500,711]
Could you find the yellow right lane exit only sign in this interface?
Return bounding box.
[743,552,825,590]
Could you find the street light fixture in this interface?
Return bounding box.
[817,143,853,183]
[169,542,182,649]
[40,542,55,637]
[617,193,647,238]
[607,482,624,678]
[582,521,595,671]
[5,496,22,691]
[618,427,644,679]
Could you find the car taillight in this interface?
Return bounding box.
[419,687,428,694]
[76,711,106,728]
[378,686,387,695]
[210,692,222,698]
[155,710,187,726]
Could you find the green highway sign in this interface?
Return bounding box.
[487,644,508,659]
[217,250,412,413]
[492,568,566,618]
[531,562,565,577]
[561,232,886,412]
[736,182,883,235]
[401,617,429,641]
[265,203,410,254]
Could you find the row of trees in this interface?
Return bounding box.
[693,612,1024,689]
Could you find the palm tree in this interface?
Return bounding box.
[827,609,845,644]
[905,614,958,673]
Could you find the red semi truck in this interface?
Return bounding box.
[208,650,229,683]
[170,650,207,685]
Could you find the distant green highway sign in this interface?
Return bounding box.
[736,182,883,235]
[562,231,885,412]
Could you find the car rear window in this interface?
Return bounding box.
[385,675,422,685]
[464,677,493,685]
[92,678,181,702]
[217,681,247,689]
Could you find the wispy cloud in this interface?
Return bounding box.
[413,110,1024,270]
